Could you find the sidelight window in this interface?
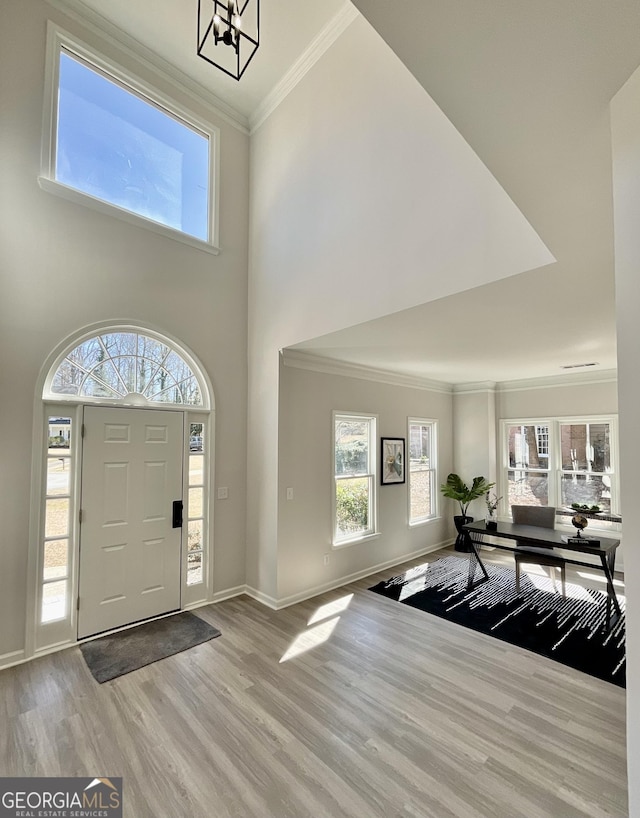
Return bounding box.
[187,422,207,586]
[41,415,73,623]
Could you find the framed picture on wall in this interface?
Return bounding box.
[381,437,405,484]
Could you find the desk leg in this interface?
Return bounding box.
[599,551,622,631]
[466,533,490,590]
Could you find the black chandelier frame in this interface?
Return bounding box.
[197,0,260,81]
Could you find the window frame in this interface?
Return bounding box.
[44,328,208,407]
[37,404,83,647]
[39,22,220,255]
[504,419,552,509]
[332,411,378,546]
[183,413,212,606]
[500,415,619,530]
[407,417,438,525]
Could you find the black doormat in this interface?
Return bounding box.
[369,556,625,687]
[80,611,221,683]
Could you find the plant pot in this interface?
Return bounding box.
[485,510,498,530]
[453,515,473,552]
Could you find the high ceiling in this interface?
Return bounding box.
[52,0,640,385]
[293,0,640,384]
[52,0,347,121]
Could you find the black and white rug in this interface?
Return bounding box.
[369,555,625,687]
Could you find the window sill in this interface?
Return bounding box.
[556,522,622,536]
[409,515,441,528]
[332,532,380,549]
[38,177,220,256]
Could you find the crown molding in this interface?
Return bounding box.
[496,368,618,393]
[281,350,452,393]
[452,381,497,395]
[249,2,360,133]
[283,355,618,395]
[45,0,250,134]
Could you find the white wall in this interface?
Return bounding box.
[498,376,622,568]
[611,66,640,818]
[248,14,554,600]
[451,379,619,524]
[277,361,452,602]
[276,367,620,604]
[0,0,249,658]
[452,389,497,520]
[497,378,618,419]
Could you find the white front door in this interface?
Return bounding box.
[78,406,184,639]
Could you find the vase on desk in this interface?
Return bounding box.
[485,509,498,530]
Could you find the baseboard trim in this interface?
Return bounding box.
[260,540,454,611]
[243,586,279,610]
[0,649,26,671]
[2,547,455,671]
[210,585,248,604]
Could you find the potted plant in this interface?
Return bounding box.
[440,473,495,551]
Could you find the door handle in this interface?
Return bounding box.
[172,500,183,528]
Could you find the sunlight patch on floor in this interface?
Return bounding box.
[280,617,340,663]
[307,594,353,625]
[577,571,624,588]
[280,593,356,662]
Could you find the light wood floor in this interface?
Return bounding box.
[0,547,627,818]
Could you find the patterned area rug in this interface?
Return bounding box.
[80,611,221,683]
[369,555,625,687]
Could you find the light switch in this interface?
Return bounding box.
[286,487,294,500]
[217,487,228,499]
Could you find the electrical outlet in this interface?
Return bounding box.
[286,487,294,500]
[217,487,228,499]
[323,554,330,566]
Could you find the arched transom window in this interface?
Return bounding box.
[48,331,204,406]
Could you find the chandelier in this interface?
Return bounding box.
[197,0,260,81]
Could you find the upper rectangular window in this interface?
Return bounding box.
[408,418,437,524]
[334,413,377,544]
[40,25,219,252]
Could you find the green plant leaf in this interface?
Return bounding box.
[440,473,494,516]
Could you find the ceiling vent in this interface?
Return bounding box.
[560,362,599,370]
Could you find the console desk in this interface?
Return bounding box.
[462,520,622,630]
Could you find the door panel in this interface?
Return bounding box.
[102,462,129,525]
[78,406,183,639]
